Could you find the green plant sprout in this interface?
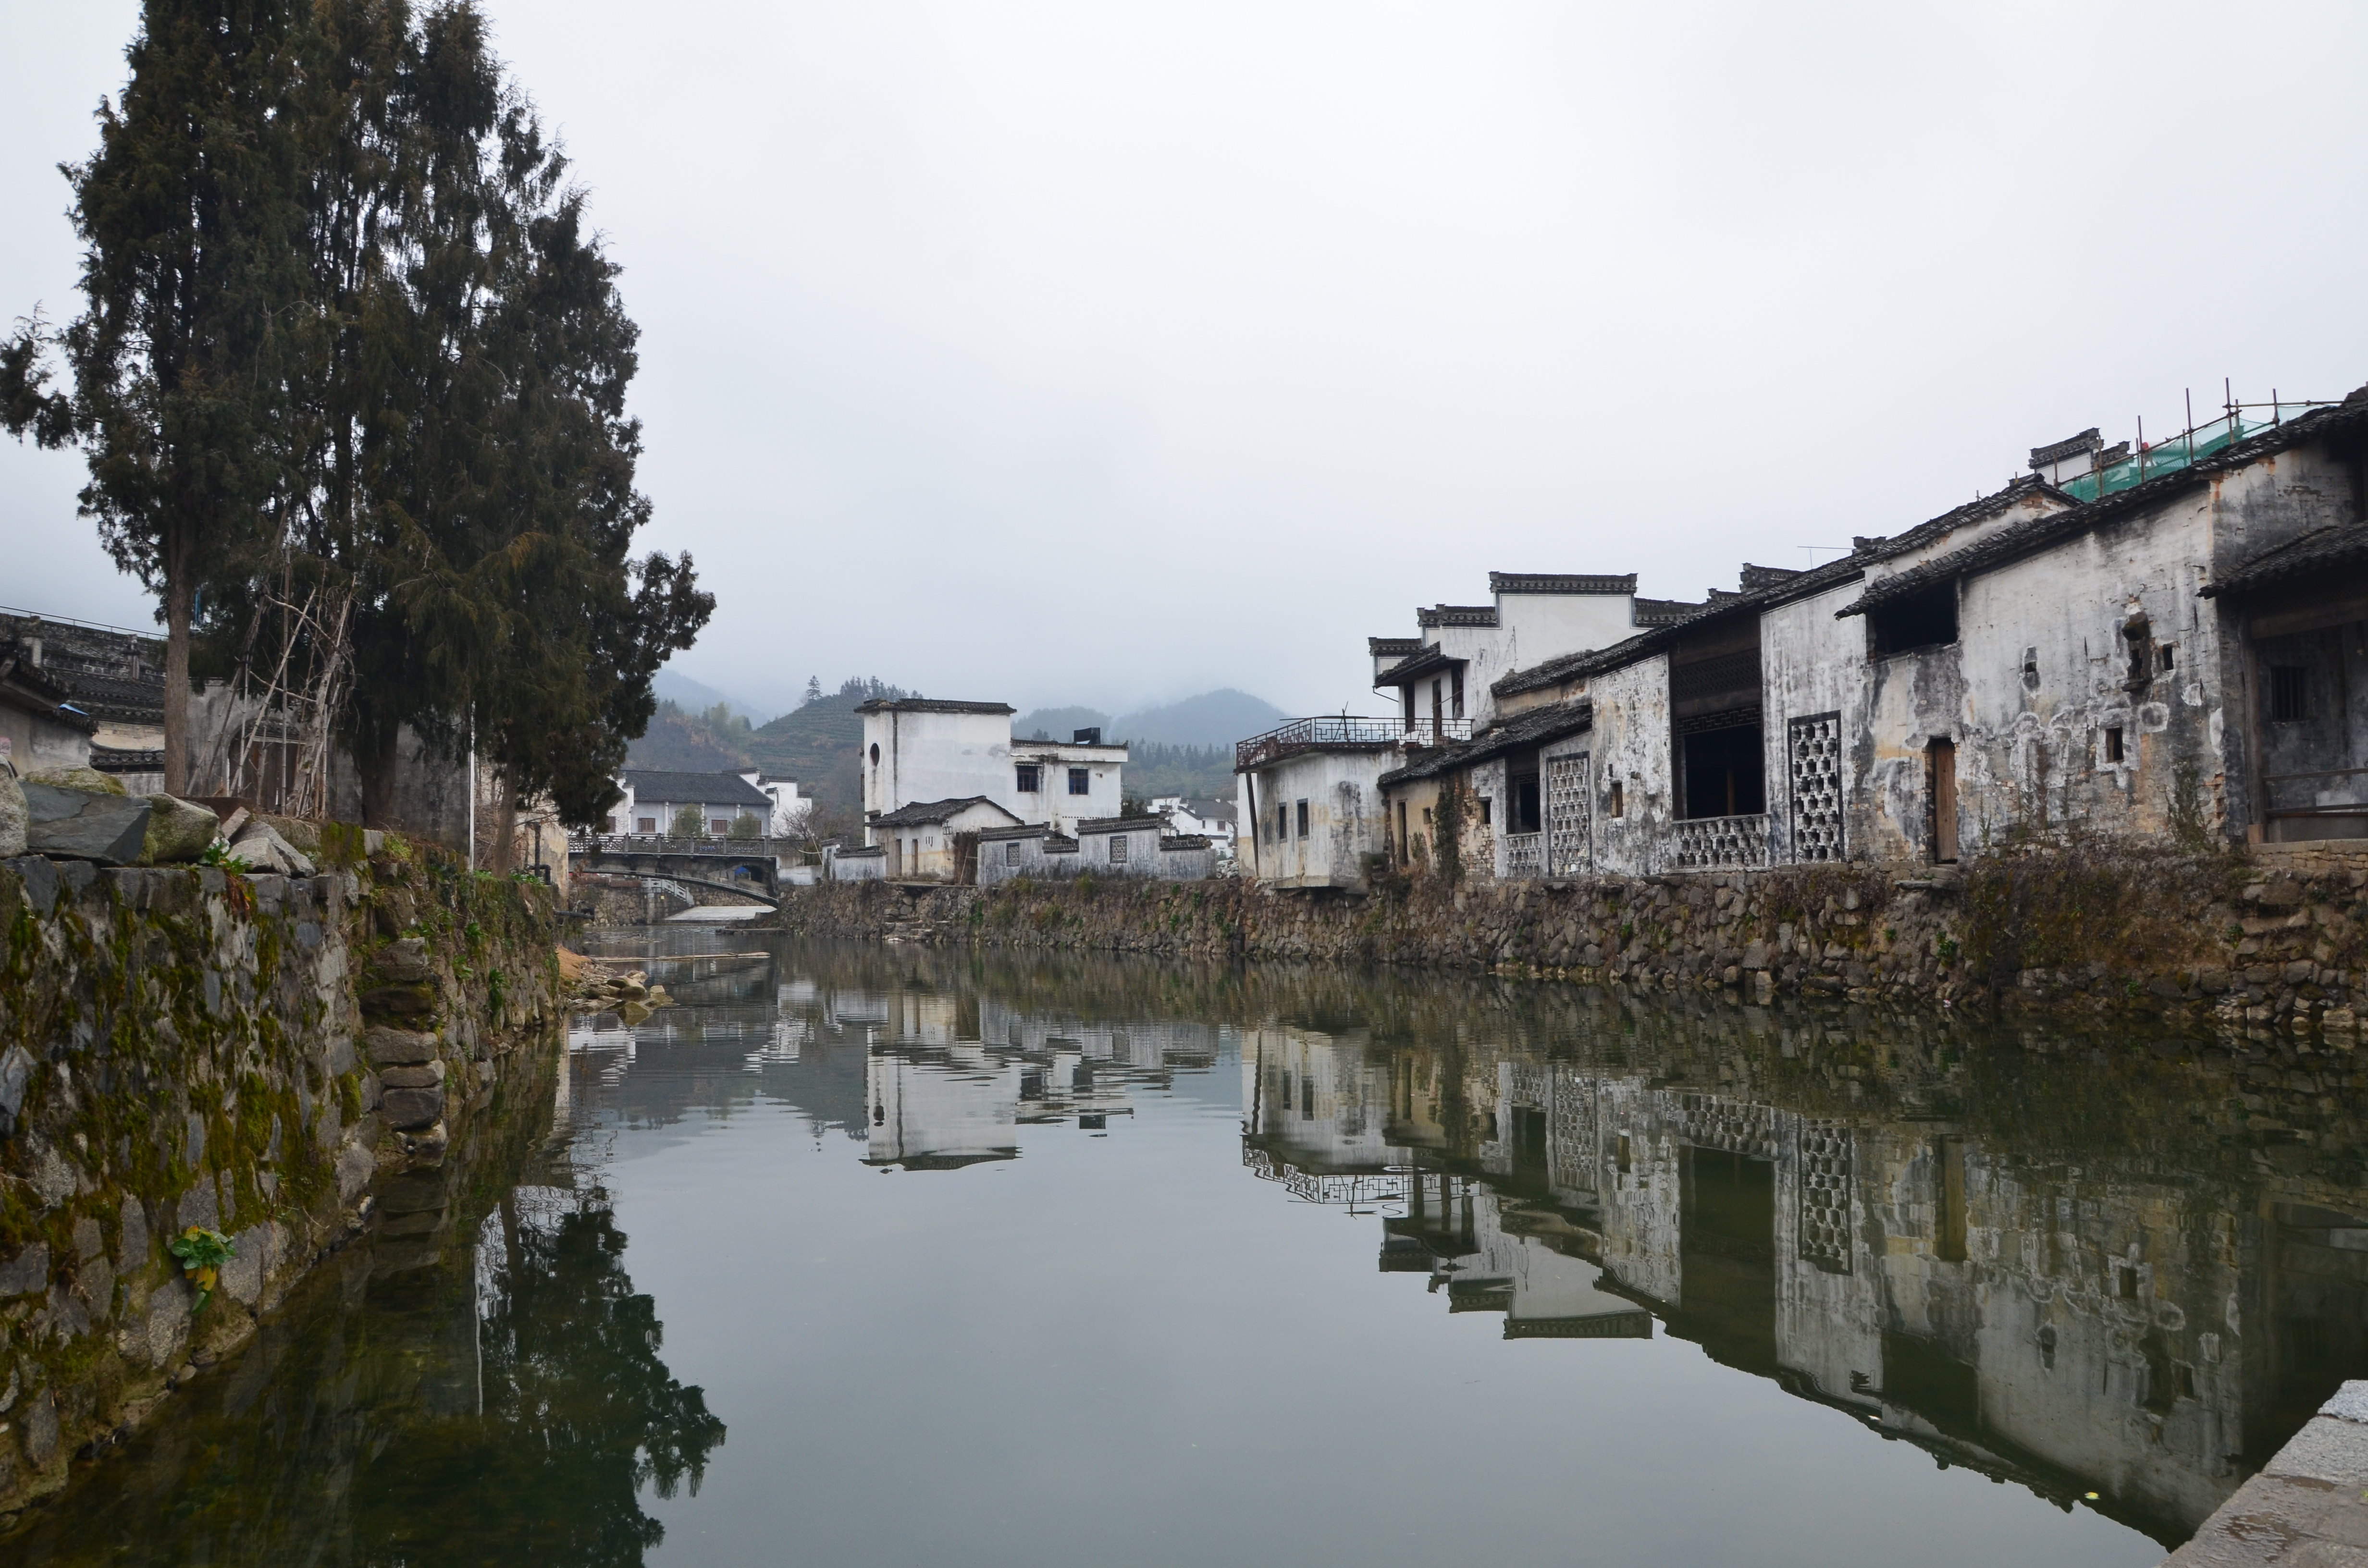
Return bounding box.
[168,1226,235,1311]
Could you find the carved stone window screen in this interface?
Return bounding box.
[1547,751,1591,876]
[1788,711,1845,863]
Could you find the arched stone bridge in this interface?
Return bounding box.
[568,834,800,908]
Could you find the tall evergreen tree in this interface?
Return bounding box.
[1,1,310,792]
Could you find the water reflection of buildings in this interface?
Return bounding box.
[1243,1030,2368,1544]
[863,994,1227,1168]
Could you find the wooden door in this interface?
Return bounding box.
[1930,739,1959,862]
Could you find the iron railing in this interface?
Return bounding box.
[1668,813,1770,871]
[1236,716,1469,772]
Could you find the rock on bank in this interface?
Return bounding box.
[0,837,560,1515]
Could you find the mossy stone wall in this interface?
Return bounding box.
[0,842,559,1515]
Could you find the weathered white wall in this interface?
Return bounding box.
[1007,740,1126,832]
[1589,655,1673,875]
[1237,748,1398,889]
[1760,580,1870,862]
[862,709,1016,820]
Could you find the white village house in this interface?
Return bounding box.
[607,769,781,837]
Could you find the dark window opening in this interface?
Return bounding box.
[1868,582,1960,655]
[1884,1330,1980,1439]
[2124,617,2154,690]
[1295,799,1310,839]
[2272,665,2311,723]
[1396,800,1409,864]
[2158,642,2176,673]
[1616,1133,1632,1175]
[1507,767,1542,833]
[869,742,881,764]
[1451,667,1466,720]
[1068,767,1090,796]
[1680,723,1766,819]
[1015,763,1041,793]
[1401,685,1416,728]
[1301,1076,1315,1118]
[2104,726,2124,764]
[1936,1138,1967,1262]
[1608,780,1624,819]
[1512,1106,1547,1170]
[2022,647,2040,691]
[2038,1323,2058,1371]
[1477,796,1492,826]
[1276,802,1288,842]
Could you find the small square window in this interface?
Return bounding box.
[710,819,729,835]
[2104,726,2124,764]
[1015,764,1041,793]
[1295,799,1310,839]
[2272,666,2310,723]
[1005,841,1020,865]
[1068,768,1090,796]
[1478,797,1492,826]
[1109,834,1128,863]
[638,817,656,833]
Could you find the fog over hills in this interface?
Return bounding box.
[1016,688,1288,747]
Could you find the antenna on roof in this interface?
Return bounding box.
[1798,545,1847,564]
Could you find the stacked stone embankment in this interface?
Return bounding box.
[761,842,2368,1037]
[0,832,560,1516]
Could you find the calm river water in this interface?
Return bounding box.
[12,927,2368,1566]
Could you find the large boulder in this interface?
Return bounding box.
[24,766,125,796]
[139,793,220,865]
[0,772,24,858]
[231,820,316,877]
[23,783,152,865]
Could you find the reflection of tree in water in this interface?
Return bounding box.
[2,1178,722,1568]
[353,1182,727,1566]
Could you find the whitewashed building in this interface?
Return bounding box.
[857,698,1126,836]
[866,796,1025,882]
[1151,795,1236,858]
[608,769,778,837]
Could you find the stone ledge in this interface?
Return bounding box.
[2164,1380,2368,1565]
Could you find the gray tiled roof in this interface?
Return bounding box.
[619,769,772,808]
[868,796,1020,828]
[852,698,1016,716]
[1491,474,2073,698]
[2201,520,2368,599]
[1488,572,1638,595]
[1840,400,2368,619]
[1380,700,1594,787]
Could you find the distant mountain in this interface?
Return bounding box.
[741,677,911,819]
[625,700,756,772]
[1012,705,1111,741]
[653,667,773,725]
[1110,689,1287,747]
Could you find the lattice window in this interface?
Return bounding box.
[1505,832,1543,877]
[1788,711,1845,863]
[1668,814,1769,871]
[1547,752,1591,876]
[1549,1073,1597,1195]
[1676,1093,1779,1159]
[1797,1118,1855,1275]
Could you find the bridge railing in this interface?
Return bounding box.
[568,833,808,859]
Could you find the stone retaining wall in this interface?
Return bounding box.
[0,838,560,1516]
[765,842,2368,1037]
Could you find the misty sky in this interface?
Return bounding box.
[6,2,2367,720]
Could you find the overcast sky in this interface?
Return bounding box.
[6,2,2367,719]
